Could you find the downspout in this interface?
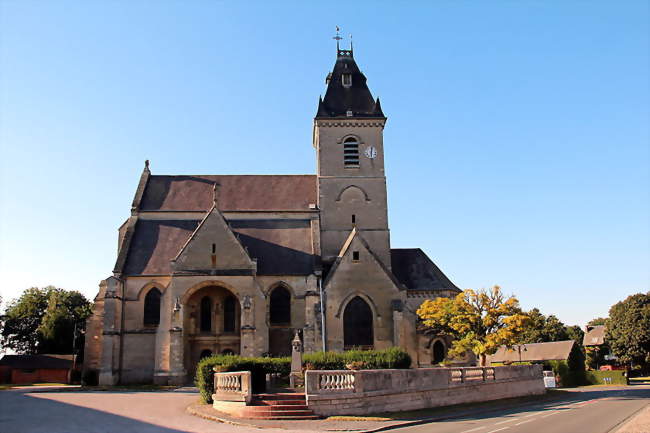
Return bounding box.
[318,276,326,352]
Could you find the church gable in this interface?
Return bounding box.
[172,205,256,274]
[324,228,404,292]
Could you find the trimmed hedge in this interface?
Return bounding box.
[196,347,411,403]
[585,370,627,385]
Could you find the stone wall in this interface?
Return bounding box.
[305,365,545,416]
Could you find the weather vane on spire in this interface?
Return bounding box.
[333,26,343,51]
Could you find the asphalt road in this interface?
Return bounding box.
[390,386,650,433]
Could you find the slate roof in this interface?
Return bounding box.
[230,220,315,275]
[0,354,73,369]
[122,218,315,276]
[489,340,575,363]
[583,325,606,346]
[390,249,460,292]
[139,175,317,212]
[317,51,384,118]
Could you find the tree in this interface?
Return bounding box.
[588,317,607,326]
[416,286,530,366]
[517,308,569,344]
[1,286,92,354]
[606,292,650,369]
[566,325,585,345]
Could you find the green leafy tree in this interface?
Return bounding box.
[588,317,607,326]
[566,325,585,345]
[606,292,650,369]
[417,286,530,366]
[1,286,91,354]
[517,308,570,344]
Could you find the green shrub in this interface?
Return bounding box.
[584,370,627,385]
[195,347,411,403]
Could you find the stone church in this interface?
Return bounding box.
[84,42,461,385]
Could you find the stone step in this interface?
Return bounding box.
[240,409,315,417]
[252,399,307,406]
[240,415,320,420]
[244,405,310,412]
[253,393,305,401]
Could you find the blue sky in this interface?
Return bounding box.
[0,1,648,327]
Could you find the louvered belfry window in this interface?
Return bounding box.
[343,137,359,167]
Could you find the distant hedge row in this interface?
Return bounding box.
[196,347,412,403]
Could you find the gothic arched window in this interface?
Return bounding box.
[200,296,212,333]
[270,286,291,325]
[199,349,212,360]
[343,296,373,349]
[143,288,161,326]
[224,295,236,333]
[343,137,359,167]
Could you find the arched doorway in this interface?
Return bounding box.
[343,296,374,350]
[268,285,292,356]
[183,285,241,380]
[432,340,445,364]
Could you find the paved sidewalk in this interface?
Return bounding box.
[615,404,650,433]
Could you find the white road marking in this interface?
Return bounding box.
[515,418,534,426]
[540,411,559,418]
[486,427,509,433]
[460,427,485,433]
[495,417,519,424]
[522,411,541,418]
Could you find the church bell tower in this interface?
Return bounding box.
[314,36,391,268]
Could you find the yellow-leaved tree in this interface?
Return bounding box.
[416,286,530,366]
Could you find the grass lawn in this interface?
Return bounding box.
[327,389,569,421]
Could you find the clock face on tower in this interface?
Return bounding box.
[364,146,377,159]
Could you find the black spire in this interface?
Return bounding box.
[316,42,385,119]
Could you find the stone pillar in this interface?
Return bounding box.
[167,296,186,386]
[289,331,304,388]
[303,291,320,353]
[391,299,403,347]
[99,277,121,385]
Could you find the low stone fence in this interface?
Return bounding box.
[212,371,252,405]
[305,365,544,416]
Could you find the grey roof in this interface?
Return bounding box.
[489,340,575,363]
[122,218,316,276]
[390,249,460,292]
[317,50,384,119]
[0,354,73,369]
[583,325,606,346]
[138,175,317,212]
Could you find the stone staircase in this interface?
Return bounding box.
[238,392,319,420]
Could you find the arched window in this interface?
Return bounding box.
[143,288,161,326]
[222,349,235,355]
[432,341,445,364]
[200,296,212,333]
[224,295,236,333]
[343,137,359,167]
[343,296,373,349]
[199,349,212,360]
[270,286,291,325]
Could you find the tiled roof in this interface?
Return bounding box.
[390,248,460,292]
[0,354,73,369]
[139,175,317,212]
[583,325,606,346]
[489,340,576,363]
[122,218,316,276]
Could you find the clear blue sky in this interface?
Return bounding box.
[1,1,648,328]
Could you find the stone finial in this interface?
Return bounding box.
[144,159,150,170]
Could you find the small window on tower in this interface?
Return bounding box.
[342,73,352,88]
[351,214,356,224]
[211,243,216,254]
[343,137,359,167]
[352,251,360,261]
